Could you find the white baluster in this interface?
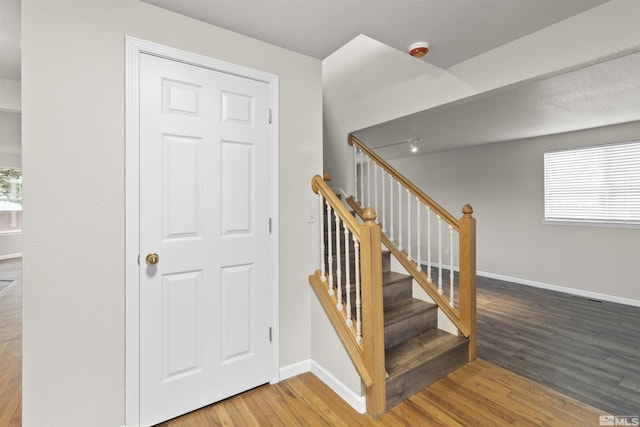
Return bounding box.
[367,156,371,208]
[438,216,443,294]
[359,150,364,208]
[389,176,394,243]
[354,238,362,345]
[449,224,455,307]
[381,170,386,232]
[426,206,433,283]
[319,194,326,282]
[427,206,432,282]
[398,181,403,251]
[353,145,358,202]
[326,203,334,295]
[344,226,352,327]
[416,197,422,272]
[335,214,343,310]
[407,189,412,260]
[374,164,378,224]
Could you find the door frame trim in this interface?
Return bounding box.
[124,37,280,426]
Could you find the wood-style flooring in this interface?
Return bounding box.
[159,362,606,427]
[0,258,21,427]
[476,275,640,416]
[0,257,636,425]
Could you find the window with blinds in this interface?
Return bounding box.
[544,140,640,226]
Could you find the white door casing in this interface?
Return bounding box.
[125,38,279,427]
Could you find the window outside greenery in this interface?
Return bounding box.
[0,168,22,232]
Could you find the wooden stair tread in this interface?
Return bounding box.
[331,270,409,291]
[385,329,468,378]
[384,298,436,326]
[382,271,411,286]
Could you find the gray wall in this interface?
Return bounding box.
[390,121,640,303]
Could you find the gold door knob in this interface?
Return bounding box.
[146,253,159,265]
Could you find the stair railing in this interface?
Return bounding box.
[348,134,477,361]
[309,174,387,417]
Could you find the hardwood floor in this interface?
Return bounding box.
[0,258,21,427]
[159,361,606,426]
[477,274,640,416]
[1,256,635,425]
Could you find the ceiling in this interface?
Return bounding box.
[354,48,640,159]
[6,0,637,162]
[141,0,607,66]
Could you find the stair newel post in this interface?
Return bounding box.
[458,204,477,362]
[360,207,386,417]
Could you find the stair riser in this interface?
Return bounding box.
[382,252,390,273]
[330,277,411,305]
[385,341,469,410]
[383,278,412,306]
[385,308,437,349]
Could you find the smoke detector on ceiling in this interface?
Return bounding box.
[409,42,430,58]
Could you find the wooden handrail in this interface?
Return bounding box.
[349,134,459,229]
[312,175,361,239]
[347,196,470,337]
[348,133,477,362]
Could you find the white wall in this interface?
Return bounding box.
[21,1,322,426]
[390,121,640,303]
[0,79,21,112]
[323,35,476,195]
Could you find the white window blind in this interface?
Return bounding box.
[544,140,640,226]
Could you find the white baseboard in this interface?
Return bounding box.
[0,253,21,261]
[310,360,366,414]
[478,270,640,308]
[279,359,366,414]
[407,256,640,307]
[279,359,311,381]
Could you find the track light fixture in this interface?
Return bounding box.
[409,138,421,153]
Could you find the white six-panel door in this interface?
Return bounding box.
[138,53,272,426]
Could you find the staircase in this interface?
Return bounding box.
[327,219,469,410]
[309,134,476,417]
[379,252,469,409]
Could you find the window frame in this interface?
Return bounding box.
[543,140,640,229]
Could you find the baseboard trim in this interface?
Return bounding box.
[279,359,366,414]
[478,270,640,308]
[278,359,311,381]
